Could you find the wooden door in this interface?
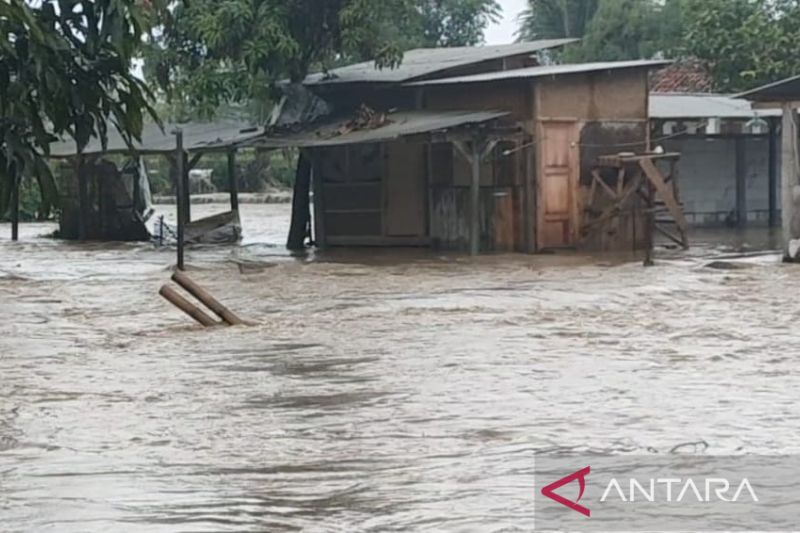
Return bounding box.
[537,120,579,249]
[385,142,426,237]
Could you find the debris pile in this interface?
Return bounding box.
[334,104,392,137]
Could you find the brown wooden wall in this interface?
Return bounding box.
[423,80,532,123]
[533,68,652,252]
[314,141,430,246]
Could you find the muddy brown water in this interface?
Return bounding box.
[1,204,798,532]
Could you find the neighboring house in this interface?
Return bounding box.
[649,93,781,227]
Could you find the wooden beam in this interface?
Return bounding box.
[470,140,481,256]
[187,152,204,170]
[227,150,239,212]
[639,157,689,234]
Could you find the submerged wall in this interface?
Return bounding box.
[662,136,777,226]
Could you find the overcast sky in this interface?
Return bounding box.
[484,0,528,45]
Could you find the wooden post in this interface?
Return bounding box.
[470,140,481,256]
[76,155,87,240]
[174,130,185,271]
[523,139,535,253]
[768,118,779,228]
[10,173,19,241]
[287,151,312,250]
[172,271,244,326]
[159,285,218,327]
[228,150,239,212]
[735,136,747,228]
[181,152,191,224]
[781,104,799,261]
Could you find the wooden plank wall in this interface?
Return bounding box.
[430,186,519,252]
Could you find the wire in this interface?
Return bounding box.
[500,121,711,156]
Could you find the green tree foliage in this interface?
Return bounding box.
[518,0,681,62]
[518,0,800,92]
[144,0,499,119]
[682,0,800,92]
[518,0,599,40]
[0,0,157,220]
[410,0,500,48]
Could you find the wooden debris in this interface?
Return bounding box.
[159,285,218,327]
[171,271,245,326]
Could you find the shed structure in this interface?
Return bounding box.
[274,52,676,254]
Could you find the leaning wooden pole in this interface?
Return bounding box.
[159,285,218,327]
[172,271,244,326]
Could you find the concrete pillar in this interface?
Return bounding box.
[735,137,747,228]
[781,104,800,260]
[768,119,779,228]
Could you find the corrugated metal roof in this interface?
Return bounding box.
[49,120,263,157]
[404,59,671,86]
[736,75,800,102]
[650,93,780,119]
[248,110,508,149]
[303,39,577,86]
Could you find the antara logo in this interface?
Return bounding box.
[541,466,591,517]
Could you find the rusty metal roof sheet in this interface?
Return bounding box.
[650,93,780,119]
[247,110,509,149]
[303,39,577,86]
[404,59,671,86]
[49,120,263,157]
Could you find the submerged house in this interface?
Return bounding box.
[254,41,680,254]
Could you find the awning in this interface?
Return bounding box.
[245,109,510,149]
[49,120,263,158]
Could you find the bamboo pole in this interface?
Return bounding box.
[171,271,244,326]
[159,285,218,327]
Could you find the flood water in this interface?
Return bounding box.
[1,204,799,532]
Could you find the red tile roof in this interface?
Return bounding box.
[650,59,714,93]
